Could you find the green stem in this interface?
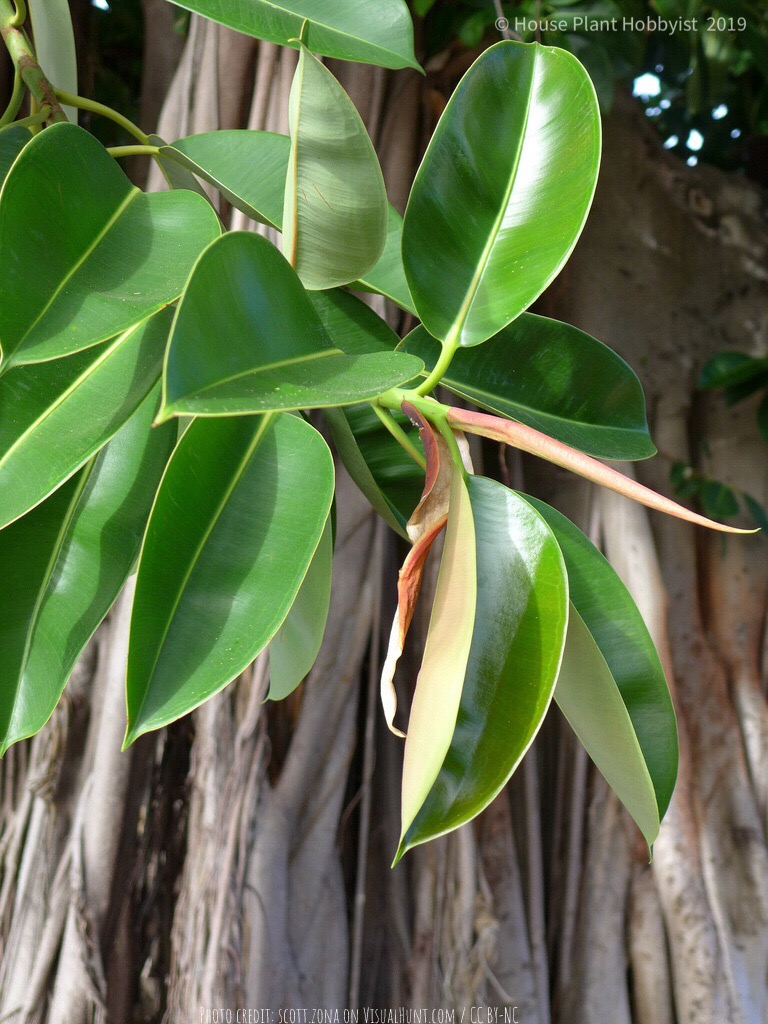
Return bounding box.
[371,403,427,470]
[415,338,458,396]
[53,89,150,144]
[0,103,49,132]
[0,0,66,123]
[9,0,24,27]
[0,68,23,126]
[108,143,160,159]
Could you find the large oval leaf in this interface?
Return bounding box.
[524,495,678,818]
[170,0,419,70]
[0,386,175,755]
[398,477,568,857]
[162,131,414,310]
[0,309,171,530]
[29,0,77,121]
[125,413,334,743]
[402,41,600,347]
[268,514,333,701]
[0,126,31,187]
[399,469,476,850]
[0,123,220,368]
[554,606,661,851]
[283,45,387,290]
[405,315,655,461]
[160,233,421,420]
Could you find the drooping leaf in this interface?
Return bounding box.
[307,287,401,354]
[0,125,31,187]
[0,309,171,530]
[125,413,334,743]
[0,123,220,368]
[554,606,661,850]
[399,469,476,853]
[324,404,423,537]
[283,45,388,290]
[146,134,211,197]
[160,233,421,420]
[399,477,568,856]
[168,0,419,69]
[0,386,175,755]
[525,495,678,818]
[268,514,333,701]
[448,407,757,534]
[405,314,655,460]
[29,0,77,121]
[161,131,414,309]
[402,41,601,347]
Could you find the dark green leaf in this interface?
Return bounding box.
[405,314,655,460]
[0,125,31,187]
[0,386,175,754]
[758,393,768,446]
[125,413,334,742]
[0,123,220,367]
[701,480,740,519]
[402,41,600,346]
[0,309,171,530]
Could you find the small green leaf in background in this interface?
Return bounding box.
[168,0,420,70]
[554,606,661,851]
[405,314,655,460]
[0,123,220,368]
[0,386,175,754]
[400,477,568,856]
[402,40,601,347]
[0,309,171,530]
[525,496,678,819]
[268,515,333,701]
[0,125,31,188]
[398,469,476,858]
[283,45,388,290]
[161,233,422,419]
[125,413,334,743]
[29,0,78,122]
[699,351,768,405]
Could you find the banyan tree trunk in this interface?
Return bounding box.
[1,16,767,1024]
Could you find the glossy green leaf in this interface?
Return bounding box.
[554,606,660,850]
[0,309,171,530]
[402,41,601,346]
[324,404,423,538]
[0,386,175,755]
[0,125,31,187]
[125,413,334,742]
[0,123,220,368]
[405,314,655,460]
[160,233,422,419]
[162,131,414,309]
[283,45,388,290]
[524,496,678,817]
[268,515,333,701]
[170,0,419,69]
[147,134,211,197]
[307,287,400,354]
[29,0,77,122]
[399,476,568,856]
[399,470,476,853]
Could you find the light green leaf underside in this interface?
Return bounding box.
[29,0,78,121]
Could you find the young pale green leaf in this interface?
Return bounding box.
[125,413,334,743]
[161,131,414,310]
[402,41,601,347]
[0,386,175,755]
[160,233,421,420]
[448,407,757,535]
[405,315,655,461]
[0,123,220,368]
[399,477,568,857]
[29,0,77,121]
[268,515,333,701]
[0,309,171,530]
[399,470,477,854]
[168,0,419,70]
[524,496,678,817]
[283,45,388,290]
[554,606,661,850]
[324,404,424,538]
[0,125,31,187]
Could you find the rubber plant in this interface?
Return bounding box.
[0,0,754,863]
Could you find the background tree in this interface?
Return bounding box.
[0,2,767,1022]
